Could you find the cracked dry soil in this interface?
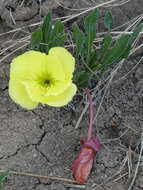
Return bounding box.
[0,0,143,190]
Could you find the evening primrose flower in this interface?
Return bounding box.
[9,47,77,109]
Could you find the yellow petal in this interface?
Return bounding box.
[45,55,65,81]
[10,51,47,80]
[23,81,47,103]
[45,80,71,96]
[44,83,77,107]
[10,50,65,81]
[49,47,75,80]
[9,80,38,110]
[24,80,72,102]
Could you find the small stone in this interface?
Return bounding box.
[135,66,143,81]
[41,1,61,16]
[0,77,7,90]
[13,3,38,21]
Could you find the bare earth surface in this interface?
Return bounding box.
[0,0,143,189]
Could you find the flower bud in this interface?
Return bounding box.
[72,137,100,184]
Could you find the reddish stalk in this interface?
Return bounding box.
[85,88,94,141]
[72,88,100,184]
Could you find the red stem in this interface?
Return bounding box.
[85,88,94,141]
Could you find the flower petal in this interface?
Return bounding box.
[44,83,77,107]
[45,55,65,81]
[9,79,38,109]
[10,50,65,82]
[24,80,72,102]
[49,47,75,80]
[10,51,47,80]
[23,81,47,102]
[45,80,71,96]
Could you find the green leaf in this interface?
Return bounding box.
[49,34,67,48]
[53,20,64,35]
[97,24,143,77]
[104,11,113,31]
[101,34,112,51]
[102,34,131,66]
[88,50,98,69]
[74,71,90,88]
[41,13,52,53]
[0,171,9,190]
[72,23,85,57]
[129,23,143,45]
[84,9,99,33]
[101,24,143,68]
[97,34,112,62]
[38,13,66,53]
[84,9,99,63]
[50,20,66,48]
[89,35,112,70]
[42,13,52,43]
[31,28,43,48]
[85,26,96,63]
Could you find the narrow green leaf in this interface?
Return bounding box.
[49,34,67,48]
[84,9,99,63]
[88,50,98,69]
[84,9,99,33]
[49,20,66,48]
[50,20,64,40]
[0,171,9,190]
[72,23,85,57]
[40,13,66,53]
[42,13,52,43]
[97,26,143,77]
[101,24,143,68]
[102,34,131,66]
[129,23,143,45]
[90,34,112,70]
[104,11,113,31]
[75,71,90,88]
[31,28,42,48]
[54,20,64,34]
[41,13,52,53]
[101,34,112,51]
[98,34,112,61]
[85,25,96,63]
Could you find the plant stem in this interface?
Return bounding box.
[85,88,94,140]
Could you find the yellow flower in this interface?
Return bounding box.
[9,47,77,109]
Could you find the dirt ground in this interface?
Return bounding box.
[0,0,143,190]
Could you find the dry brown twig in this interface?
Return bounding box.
[128,132,143,190]
[0,169,77,184]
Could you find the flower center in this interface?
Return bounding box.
[36,74,53,88]
[40,78,52,87]
[43,79,50,85]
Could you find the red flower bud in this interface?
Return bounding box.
[72,137,100,184]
